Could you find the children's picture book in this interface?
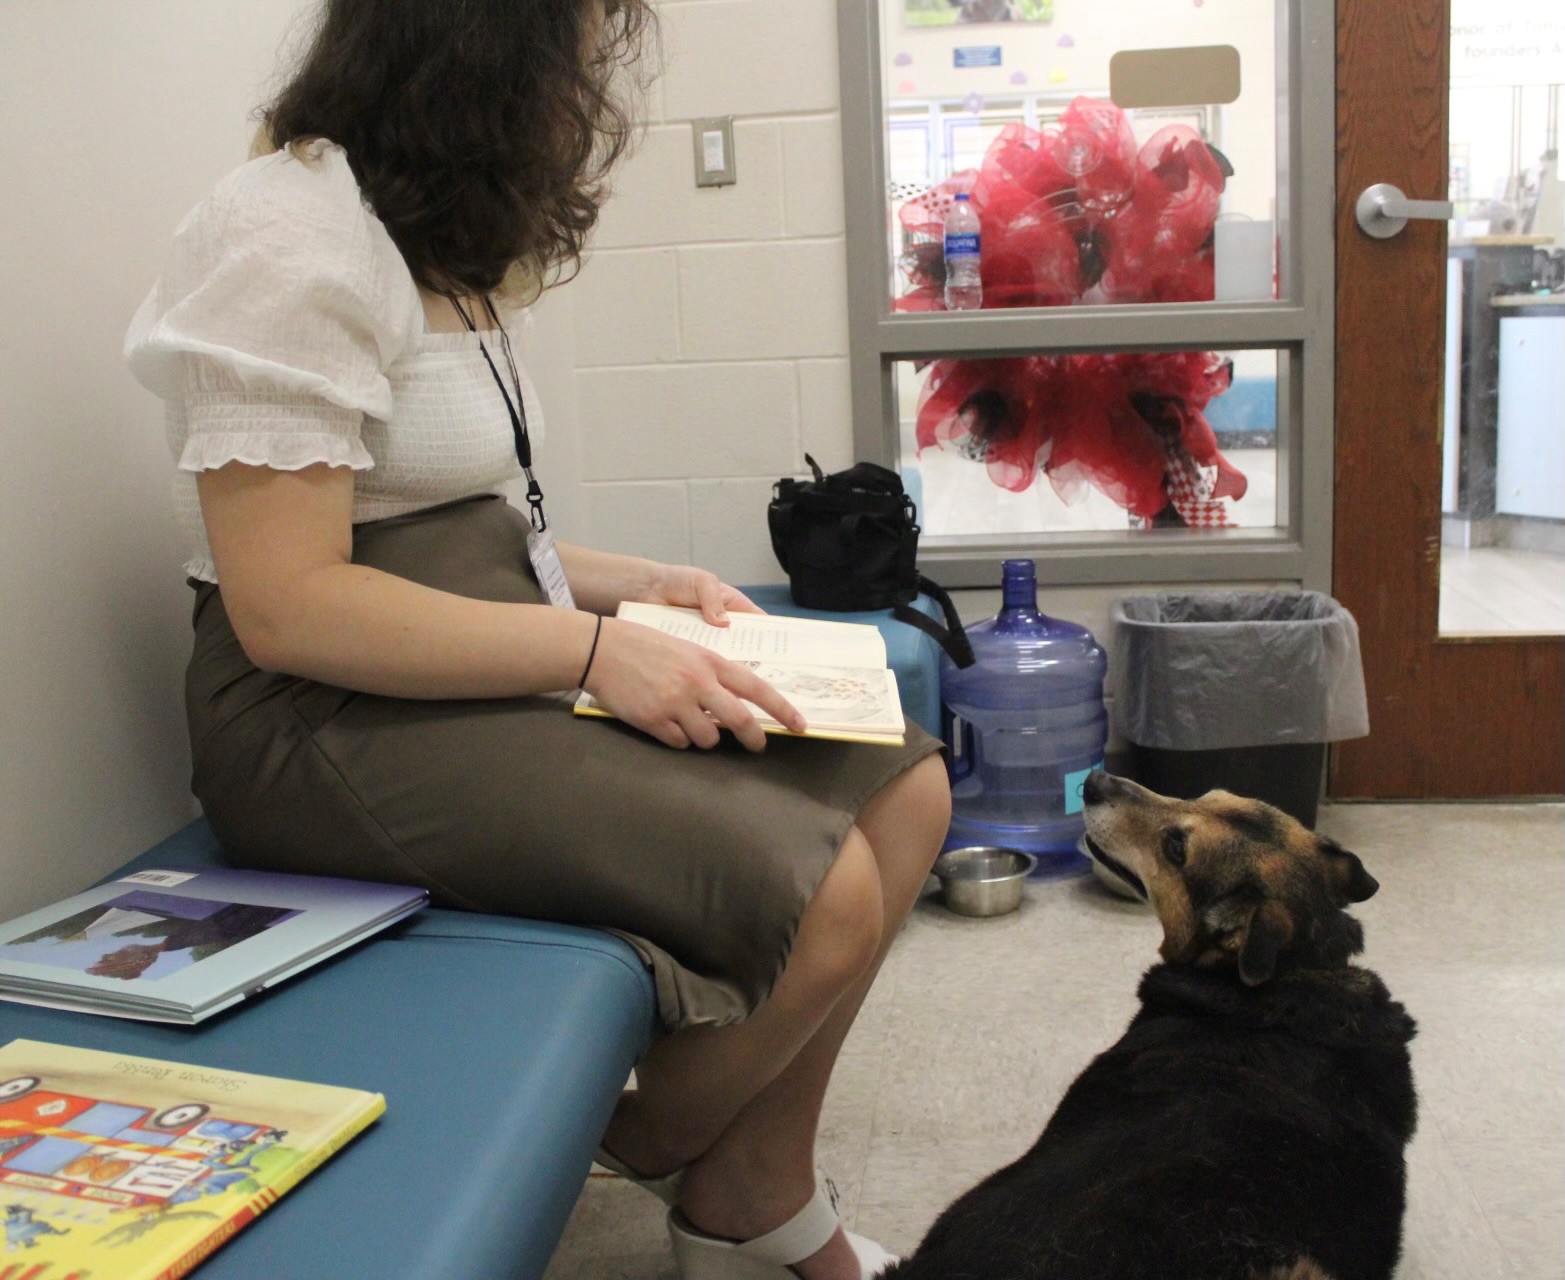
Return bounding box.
[574,603,907,746]
[0,1039,382,1279]
[0,869,427,1024]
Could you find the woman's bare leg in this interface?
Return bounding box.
[602,823,887,1178]
[626,756,952,1280]
[677,757,949,1277]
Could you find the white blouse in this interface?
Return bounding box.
[125,139,544,583]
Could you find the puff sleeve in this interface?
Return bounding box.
[125,141,422,474]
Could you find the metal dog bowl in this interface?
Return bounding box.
[933,846,1037,918]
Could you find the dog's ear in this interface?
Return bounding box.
[1319,836,1378,904]
[1237,900,1294,986]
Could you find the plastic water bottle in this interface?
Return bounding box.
[939,559,1108,877]
[943,193,983,311]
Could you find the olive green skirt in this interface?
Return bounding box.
[184,495,942,1031]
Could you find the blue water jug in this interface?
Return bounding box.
[940,559,1107,877]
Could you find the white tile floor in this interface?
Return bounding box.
[1439,546,1565,635]
[544,803,1565,1280]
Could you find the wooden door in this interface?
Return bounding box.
[1332,0,1564,798]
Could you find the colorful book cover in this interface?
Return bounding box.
[0,1039,383,1279]
[0,869,427,1023]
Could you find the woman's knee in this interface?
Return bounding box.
[794,827,884,994]
[909,754,954,843]
[864,754,953,869]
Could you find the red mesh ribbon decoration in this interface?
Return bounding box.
[1099,123,1225,304]
[895,97,1224,310]
[915,350,1248,524]
[898,99,1245,520]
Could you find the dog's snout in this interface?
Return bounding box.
[1082,768,1115,806]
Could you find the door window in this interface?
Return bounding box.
[839,0,1332,586]
[1439,1,1565,634]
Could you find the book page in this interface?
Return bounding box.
[617,603,888,668]
[734,662,903,735]
[576,663,904,738]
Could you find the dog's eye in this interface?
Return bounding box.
[1161,827,1188,868]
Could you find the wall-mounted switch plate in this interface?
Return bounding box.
[692,117,736,188]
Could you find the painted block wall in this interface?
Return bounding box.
[0,0,321,918]
[553,0,1301,631]
[557,0,852,590]
[0,0,1302,922]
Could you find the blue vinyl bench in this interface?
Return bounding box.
[0,598,939,1275]
[0,819,657,1280]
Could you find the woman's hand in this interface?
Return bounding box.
[638,564,764,626]
[583,619,806,752]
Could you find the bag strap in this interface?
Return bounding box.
[895,574,976,669]
[767,480,797,573]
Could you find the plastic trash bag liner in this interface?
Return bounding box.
[1111,592,1370,752]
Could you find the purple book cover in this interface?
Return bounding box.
[0,868,427,1021]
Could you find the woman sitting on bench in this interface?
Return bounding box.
[124,3,950,1278]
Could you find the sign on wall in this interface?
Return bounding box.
[1451,1,1565,85]
[954,46,1004,68]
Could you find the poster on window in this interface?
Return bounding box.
[1450,0,1565,85]
[904,0,1055,29]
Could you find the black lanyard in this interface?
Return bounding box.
[448,294,548,532]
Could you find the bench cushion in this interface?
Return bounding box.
[0,819,657,1280]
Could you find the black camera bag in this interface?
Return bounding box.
[768,456,975,668]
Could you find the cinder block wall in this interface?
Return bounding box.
[560,0,853,588]
[0,0,1299,926]
[549,0,1296,676]
[0,0,317,918]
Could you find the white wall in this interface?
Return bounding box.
[553,0,851,588]
[554,0,1303,755]
[0,0,798,922]
[0,0,321,917]
[0,0,1298,921]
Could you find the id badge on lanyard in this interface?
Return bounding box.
[452,294,577,611]
[527,527,576,610]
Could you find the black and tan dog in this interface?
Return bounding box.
[885,772,1417,1280]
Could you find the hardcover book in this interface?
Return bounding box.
[574,603,907,746]
[0,1039,382,1279]
[0,869,427,1024]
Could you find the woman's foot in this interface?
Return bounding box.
[677,1143,865,1280]
[607,1094,876,1277]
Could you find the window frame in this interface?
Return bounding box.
[834,0,1336,589]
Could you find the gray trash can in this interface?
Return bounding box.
[1110,591,1369,826]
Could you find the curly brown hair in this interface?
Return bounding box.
[259,0,656,299]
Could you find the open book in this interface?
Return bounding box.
[574,602,905,747]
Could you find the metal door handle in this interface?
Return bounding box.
[1356,183,1455,239]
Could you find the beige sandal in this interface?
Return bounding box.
[667,1179,898,1279]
